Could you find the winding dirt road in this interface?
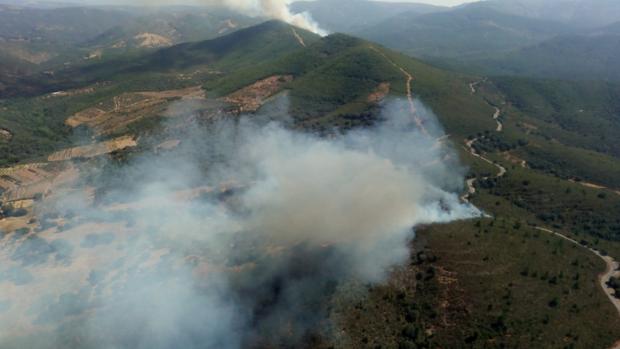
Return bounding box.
[469,81,482,94]
[492,107,503,132]
[461,137,507,203]
[535,227,620,317]
[470,80,503,132]
[370,46,429,136]
[465,78,620,348]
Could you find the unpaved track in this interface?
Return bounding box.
[469,81,481,94]
[570,179,620,198]
[535,227,620,318]
[369,46,429,136]
[466,136,620,344]
[473,81,619,196]
[461,138,506,203]
[470,80,503,132]
[467,78,620,347]
[493,107,503,132]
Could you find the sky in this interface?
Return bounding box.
[380,0,479,5]
[46,0,482,8]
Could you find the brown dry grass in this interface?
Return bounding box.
[66,86,206,136]
[367,82,390,104]
[47,136,137,162]
[224,75,293,113]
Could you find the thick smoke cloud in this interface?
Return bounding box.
[201,0,327,35]
[0,97,478,348]
[116,0,326,34]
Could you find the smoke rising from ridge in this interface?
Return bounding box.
[202,0,327,35]
[0,97,478,348]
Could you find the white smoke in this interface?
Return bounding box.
[203,0,328,35]
[0,97,478,348]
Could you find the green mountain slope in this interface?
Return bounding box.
[1,20,620,348]
[80,9,258,56]
[0,5,259,79]
[0,5,133,44]
[478,0,620,29]
[3,20,321,98]
[473,33,620,81]
[202,31,492,135]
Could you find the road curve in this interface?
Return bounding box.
[467,78,620,348]
[535,227,620,320]
[493,107,503,132]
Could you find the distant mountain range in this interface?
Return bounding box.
[290,0,447,33]
[473,31,620,81]
[476,0,620,29]
[293,0,620,81]
[2,0,619,83]
[0,4,256,77]
[358,5,574,60]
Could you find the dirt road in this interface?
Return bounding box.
[569,179,620,198]
[469,81,481,94]
[467,78,620,348]
[493,107,503,132]
[535,227,620,317]
[461,137,506,203]
[369,46,429,136]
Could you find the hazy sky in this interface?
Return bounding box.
[54,0,482,8]
[380,0,479,5]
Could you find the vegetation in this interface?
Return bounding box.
[328,220,620,348]
[357,4,571,61]
[1,16,620,349]
[609,277,620,299]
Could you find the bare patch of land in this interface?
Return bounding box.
[47,135,137,162]
[367,82,390,104]
[0,162,78,205]
[66,86,206,136]
[134,32,173,48]
[224,75,293,113]
[0,128,12,141]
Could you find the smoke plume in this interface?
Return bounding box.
[203,0,327,35]
[0,97,478,348]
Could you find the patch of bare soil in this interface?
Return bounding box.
[218,19,238,34]
[0,163,78,203]
[155,139,181,152]
[137,86,205,100]
[0,128,12,141]
[85,49,102,60]
[134,32,173,48]
[3,44,52,64]
[66,86,205,136]
[111,40,127,49]
[47,136,137,162]
[368,45,428,136]
[177,68,222,81]
[502,152,527,168]
[46,82,108,99]
[569,179,620,197]
[224,75,293,113]
[367,82,390,104]
[0,214,34,234]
